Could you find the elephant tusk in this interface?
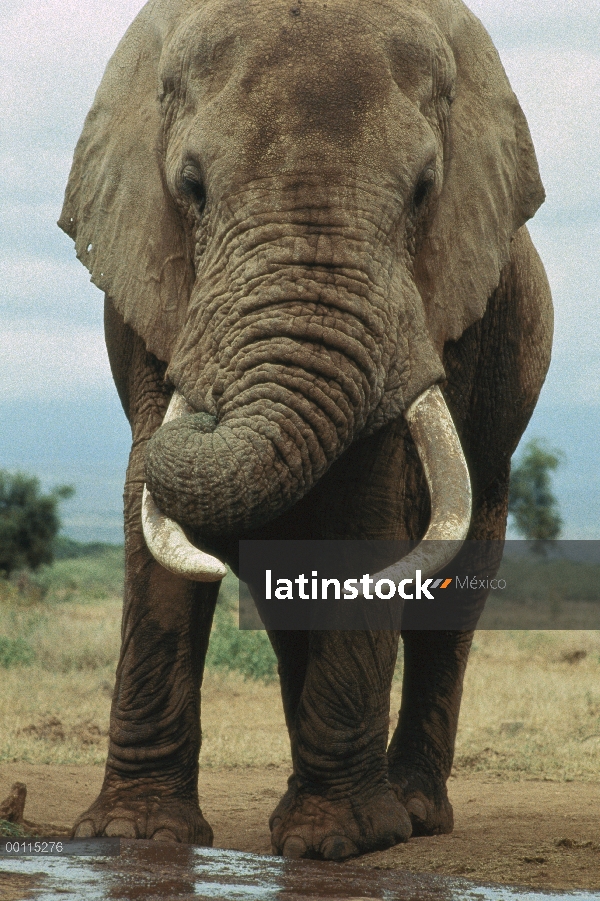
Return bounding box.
[141,391,228,582]
[142,386,469,586]
[141,486,228,581]
[370,385,472,587]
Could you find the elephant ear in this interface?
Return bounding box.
[58,0,194,363]
[415,0,546,349]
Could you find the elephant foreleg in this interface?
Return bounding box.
[388,466,510,835]
[387,629,473,835]
[267,630,310,746]
[72,301,218,843]
[269,629,412,859]
[389,228,552,837]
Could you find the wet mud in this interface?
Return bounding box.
[1,842,598,901]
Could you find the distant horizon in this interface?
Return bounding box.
[0,390,597,544]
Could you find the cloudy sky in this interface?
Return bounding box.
[1,0,599,540]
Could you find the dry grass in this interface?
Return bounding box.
[2,568,600,778]
[0,580,289,768]
[0,663,290,769]
[451,631,600,781]
[0,598,121,766]
[201,672,290,767]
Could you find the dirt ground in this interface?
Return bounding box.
[1,763,600,893]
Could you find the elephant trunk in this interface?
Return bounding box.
[143,385,472,581]
[141,195,471,579]
[143,224,392,545]
[144,334,374,540]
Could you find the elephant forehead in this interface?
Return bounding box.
[158,0,447,187]
[159,0,451,126]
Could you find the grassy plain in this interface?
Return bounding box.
[1,546,600,782]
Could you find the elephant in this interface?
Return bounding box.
[59,0,552,859]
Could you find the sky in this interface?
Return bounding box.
[0,0,599,541]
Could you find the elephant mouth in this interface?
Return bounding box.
[141,384,472,583]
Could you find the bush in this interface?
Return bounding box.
[52,536,113,560]
[494,556,600,603]
[206,592,277,682]
[207,623,277,681]
[509,440,563,551]
[0,820,26,838]
[0,471,74,578]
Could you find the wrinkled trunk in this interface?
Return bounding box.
[145,285,381,538]
[143,383,472,581]
[144,190,443,541]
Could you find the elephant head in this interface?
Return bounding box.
[59,0,544,578]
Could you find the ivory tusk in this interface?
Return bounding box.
[141,391,227,582]
[142,385,469,586]
[370,385,472,587]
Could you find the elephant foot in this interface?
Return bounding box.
[269,776,412,860]
[388,767,453,836]
[71,788,213,845]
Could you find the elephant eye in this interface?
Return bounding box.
[181,168,207,213]
[412,169,435,211]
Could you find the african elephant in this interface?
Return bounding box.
[59,0,552,859]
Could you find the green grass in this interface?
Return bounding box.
[206,571,278,681]
[0,542,279,682]
[34,544,125,603]
[0,819,26,838]
[207,603,278,681]
[0,636,35,668]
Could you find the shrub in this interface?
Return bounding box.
[0,471,74,578]
[509,439,563,552]
[206,603,277,682]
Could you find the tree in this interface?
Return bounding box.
[508,439,563,552]
[0,471,74,578]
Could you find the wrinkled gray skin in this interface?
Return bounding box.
[60,0,552,859]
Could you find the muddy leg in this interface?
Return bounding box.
[388,470,510,836]
[387,629,473,835]
[73,308,219,843]
[266,630,310,835]
[268,630,310,747]
[270,629,411,860]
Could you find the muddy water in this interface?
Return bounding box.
[0,842,597,901]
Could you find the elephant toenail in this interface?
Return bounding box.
[105,817,137,838]
[406,797,428,821]
[282,835,308,858]
[152,828,179,842]
[270,816,281,830]
[74,820,94,838]
[320,835,359,861]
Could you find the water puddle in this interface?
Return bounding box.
[0,842,597,900]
